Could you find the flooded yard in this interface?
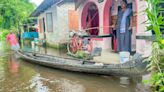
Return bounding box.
[0,42,146,92]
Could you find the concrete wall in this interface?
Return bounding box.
[77,0,112,50]
[37,0,151,56]
[38,1,75,47]
[77,0,151,55]
[136,0,152,56]
[77,0,138,51]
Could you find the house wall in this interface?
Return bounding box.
[37,0,152,56]
[38,5,57,43]
[77,0,113,50]
[77,0,152,56]
[136,0,152,56]
[38,1,75,47]
[77,0,137,50]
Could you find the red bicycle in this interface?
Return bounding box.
[67,33,93,56]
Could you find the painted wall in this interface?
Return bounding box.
[77,0,151,56]
[37,0,151,56]
[77,0,137,50]
[77,0,113,50]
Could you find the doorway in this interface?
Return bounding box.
[81,2,99,35]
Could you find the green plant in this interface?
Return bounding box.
[151,73,164,92]
[0,0,35,29]
[145,0,164,92]
[0,29,10,41]
[146,0,163,41]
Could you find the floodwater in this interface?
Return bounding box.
[0,42,144,92]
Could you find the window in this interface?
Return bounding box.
[46,13,53,32]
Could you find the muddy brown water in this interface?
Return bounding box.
[0,42,145,92]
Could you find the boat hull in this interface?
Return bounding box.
[16,51,148,76]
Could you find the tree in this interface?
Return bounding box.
[0,0,35,29]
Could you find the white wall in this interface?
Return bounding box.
[38,1,75,46]
[56,2,75,43]
[136,0,152,56]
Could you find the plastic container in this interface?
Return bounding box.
[119,51,130,63]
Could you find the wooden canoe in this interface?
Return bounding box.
[15,50,148,76]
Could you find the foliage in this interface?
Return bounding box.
[0,27,19,41]
[151,73,164,92]
[75,51,86,58]
[0,29,10,41]
[147,42,164,72]
[145,0,164,41]
[0,0,35,29]
[145,0,164,91]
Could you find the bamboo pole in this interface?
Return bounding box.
[82,26,113,31]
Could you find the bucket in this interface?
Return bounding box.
[119,51,130,63]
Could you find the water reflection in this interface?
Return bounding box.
[0,53,36,92]
[0,42,143,92]
[0,54,139,92]
[8,54,19,74]
[29,73,85,92]
[20,60,139,92]
[30,74,50,92]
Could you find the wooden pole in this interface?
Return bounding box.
[82,26,113,31]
